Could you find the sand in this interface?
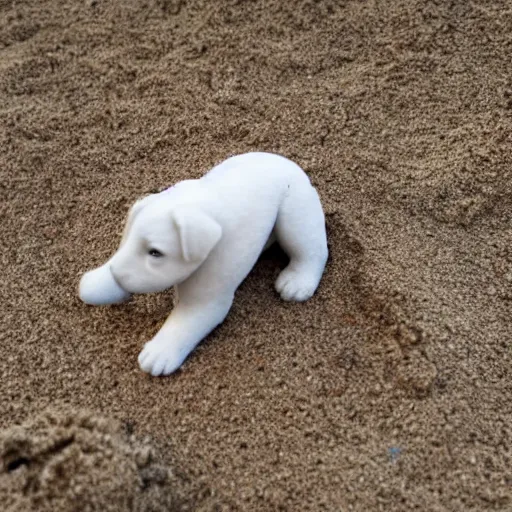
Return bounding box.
[0,0,511,510]
[0,409,175,511]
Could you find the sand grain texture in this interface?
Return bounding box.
[0,0,511,510]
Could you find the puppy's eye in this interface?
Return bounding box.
[148,249,164,258]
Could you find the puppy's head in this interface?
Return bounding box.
[110,198,222,294]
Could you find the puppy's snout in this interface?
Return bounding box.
[79,262,131,306]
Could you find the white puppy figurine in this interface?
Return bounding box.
[79,152,328,376]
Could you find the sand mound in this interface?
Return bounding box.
[0,409,175,512]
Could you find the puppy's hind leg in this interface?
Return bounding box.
[275,177,328,302]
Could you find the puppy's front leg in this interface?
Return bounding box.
[138,292,234,376]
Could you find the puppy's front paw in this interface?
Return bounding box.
[138,339,185,376]
[275,266,320,302]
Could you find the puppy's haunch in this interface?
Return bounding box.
[79,152,328,376]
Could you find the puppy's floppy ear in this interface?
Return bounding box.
[172,207,222,263]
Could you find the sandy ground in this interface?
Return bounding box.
[0,0,511,510]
